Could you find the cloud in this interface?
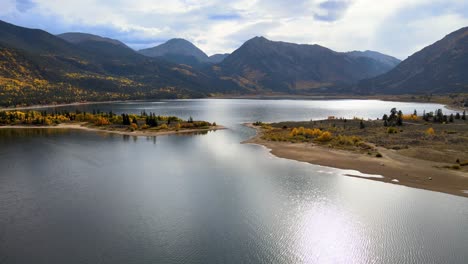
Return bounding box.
[0,0,467,58]
[314,1,352,22]
[208,13,242,21]
[16,0,36,12]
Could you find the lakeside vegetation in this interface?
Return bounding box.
[0,109,217,134]
[253,108,468,171]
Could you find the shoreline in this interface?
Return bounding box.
[0,100,130,111]
[0,123,226,137]
[1,95,465,111]
[243,123,468,198]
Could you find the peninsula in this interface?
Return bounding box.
[244,108,468,197]
[0,110,223,136]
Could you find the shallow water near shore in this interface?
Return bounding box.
[0,99,467,264]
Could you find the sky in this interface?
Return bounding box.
[0,0,467,59]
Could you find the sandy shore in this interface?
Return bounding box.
[243,123,468,198]
[0,123,225,137]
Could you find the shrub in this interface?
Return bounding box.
[159,124,168,129]
[402,114,419,121]
[375,153,383,158]
[316,131,333,142]
[94,116,110,126]
[387,127,398,134]
[426,127,435,135]
[129,123,138,130]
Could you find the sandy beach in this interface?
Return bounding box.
[0,123,225,137]
[243,123,468,197]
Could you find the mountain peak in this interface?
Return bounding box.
[138,38,208,63]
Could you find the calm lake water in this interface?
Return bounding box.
[0,99,467,264]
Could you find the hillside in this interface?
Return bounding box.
[216,37,400,93]
[0,20,241,106]
[358,27,468,94]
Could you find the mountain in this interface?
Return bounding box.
[0,20,240,106]
[358,27,468,94]
[57,32,142,62]
[216,36,399,93]
[58,32,128,47]
[346,50,400,72]
[207,53,230,63]
[0,20,84,56]
[138,38,209,66]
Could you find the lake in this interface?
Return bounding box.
[0,99,467,264]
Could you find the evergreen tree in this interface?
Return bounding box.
[463,110,466,120]
[359,120,365,129]
[449,114,454,122]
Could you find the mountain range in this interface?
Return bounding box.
[0,19,466,107]
[358,27,468,94]
[215,36,400,93]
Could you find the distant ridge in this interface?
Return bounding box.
[139,38,209,66]
[359,27,468,94]
[58,32,129,47]
[216,36,401,92]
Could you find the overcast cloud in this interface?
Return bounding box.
[0,0,467,58]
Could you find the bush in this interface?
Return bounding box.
[375,153,383,158]
[387,127,398,134]
[159,124,168,129]
[316,131,333,142]
[129,123,138,130]
[426,127,435,135]
[94,116,110,126]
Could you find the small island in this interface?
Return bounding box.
[245,108,468,197]
[0,110,223,136]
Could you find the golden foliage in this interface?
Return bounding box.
[426,127,435,135]
[402,114,420,121]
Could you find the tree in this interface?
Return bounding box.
[397,110,403,126]
[463,110,466,120]
[449,114,454,123]
[188,116,193,123]
[121,114,131,125]
[382,114,388,121]
[432,109,444,123]
[413,109,417,116]
[359,120,365,129]
[456,113,461,119]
